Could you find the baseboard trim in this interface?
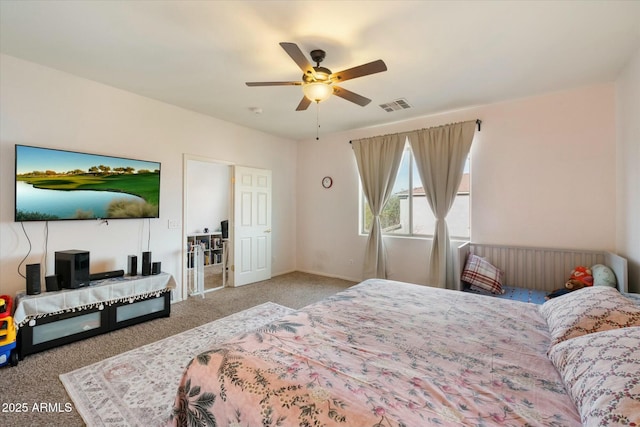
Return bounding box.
[294,269,360,283]
[175,269,360,297]
[272,269,297,277]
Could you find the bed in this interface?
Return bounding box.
[454,242,629,295]
[168,275,640,426]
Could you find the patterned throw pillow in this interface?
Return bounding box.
[548,326,640,427]
[539,286,640,347]
[461,253,504,295]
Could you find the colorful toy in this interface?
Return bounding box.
[565,279,587,290]
[545,266,593,300]
[0,295,18,367]
[569,266,593,287]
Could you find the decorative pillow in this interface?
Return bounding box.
[548,326,640,427]
[591,264,617,288]
[461,253,504,295]
[539,286,640,346]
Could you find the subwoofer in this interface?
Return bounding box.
[55,250,90,289]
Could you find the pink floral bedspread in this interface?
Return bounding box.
[168,279,580,426]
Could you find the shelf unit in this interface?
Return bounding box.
[187,232,228,295]
[187,232,224,267]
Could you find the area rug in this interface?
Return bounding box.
[60,302,294,427]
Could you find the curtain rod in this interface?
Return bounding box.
[349,119,482,144]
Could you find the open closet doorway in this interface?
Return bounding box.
[183,155,232,297]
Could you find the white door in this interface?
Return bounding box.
[233,166,272,286]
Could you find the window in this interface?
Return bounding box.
[361,143,470,238]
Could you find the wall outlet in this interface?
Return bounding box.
[168,219,181,229]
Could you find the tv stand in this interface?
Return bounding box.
[14,273,174,358]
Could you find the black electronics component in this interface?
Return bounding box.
[45,275,60,292]
[221,220,229,239]
[142,251,152,276]
[127,255,138,276]
[55,250,90,289]
[89,270,125,281]
[26,263,41,295]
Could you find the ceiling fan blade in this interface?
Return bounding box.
[246,81,301,87]
[332,86,371,106]
[296,96,312,111]
[280,42,317,79]
[331,59,387,83]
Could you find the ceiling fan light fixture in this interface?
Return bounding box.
[246,42,387,111]
[302,82,333,103]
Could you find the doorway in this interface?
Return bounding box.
[183,156,232,296]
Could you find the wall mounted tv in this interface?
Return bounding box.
[15,145,161,222]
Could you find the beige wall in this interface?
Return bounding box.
[616,47,640,293]
[185,159,230,236]
[0,54,298,299]
[2,52,634,295]
[296,84,618,285]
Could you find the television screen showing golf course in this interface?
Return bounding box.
[15,145,161,221]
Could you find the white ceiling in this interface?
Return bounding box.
[1,1,639,141]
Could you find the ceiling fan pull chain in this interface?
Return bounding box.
[316,102,320,141]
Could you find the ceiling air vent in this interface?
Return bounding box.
[379,98,412,112]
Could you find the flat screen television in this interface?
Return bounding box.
[15,144,161,222]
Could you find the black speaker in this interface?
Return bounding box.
[151,262,161,275]
[127,255,138,276]
[221,220,229,239]
[55,250,90,289]
[45,275,60,292]
[26,263,41,295]
[89,270,125,281]
[142,251,152,276]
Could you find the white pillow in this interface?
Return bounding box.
[548,326,640,427]
[539,286,640,346]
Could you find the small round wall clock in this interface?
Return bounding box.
[322,176,333,189]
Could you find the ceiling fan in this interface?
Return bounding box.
[246,42,387,111]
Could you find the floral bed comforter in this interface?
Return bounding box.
[168,279,580,426]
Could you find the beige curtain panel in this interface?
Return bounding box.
[408,120,476,289]
[352,134,405,279]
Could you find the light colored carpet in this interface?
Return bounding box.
[204,264,223,290]
[60,302,294,427]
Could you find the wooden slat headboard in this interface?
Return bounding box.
[456,242,628,293]
[604,251,628,293]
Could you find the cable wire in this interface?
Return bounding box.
[17,222,32,279]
